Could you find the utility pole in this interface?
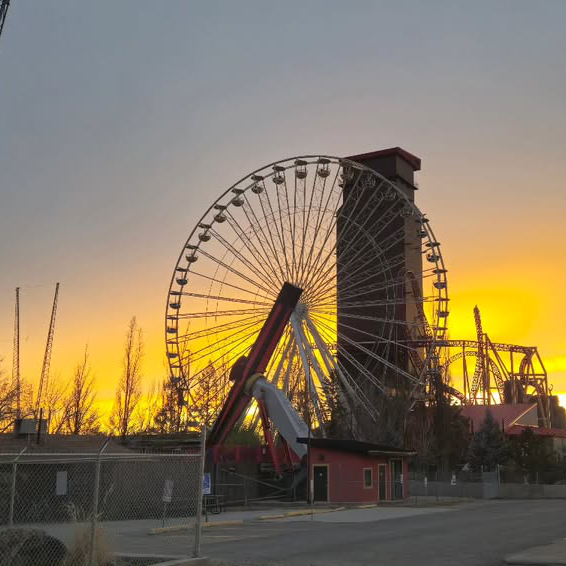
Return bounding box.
[35,283,60,417]
[12,287,20,419]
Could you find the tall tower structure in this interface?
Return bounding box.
[347,147,423,330]
[336,147,423,432]
[12,287,20,418]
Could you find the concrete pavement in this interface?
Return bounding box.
[192,499,566,566]
[505,537,566,565]
[8,500,566,565]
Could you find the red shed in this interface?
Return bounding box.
[298,438,415,503]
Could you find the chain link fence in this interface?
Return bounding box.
[409,468,566,500]
[0,445,204,566]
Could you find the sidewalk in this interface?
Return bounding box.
[505,538,566,565]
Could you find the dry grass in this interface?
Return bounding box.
[64,524,114,566]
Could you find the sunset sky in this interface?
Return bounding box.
[0,1,565,411]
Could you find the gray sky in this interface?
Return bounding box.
[1,1,565,399]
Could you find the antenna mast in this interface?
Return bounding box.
[12,286,20,418]
[35,283,60,417]
[0,0,10,45]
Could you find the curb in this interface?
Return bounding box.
[260,506,346,520]
[149,520,243,535]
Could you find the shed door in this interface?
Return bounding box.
[390,459,403,500]
[313,465,328,502]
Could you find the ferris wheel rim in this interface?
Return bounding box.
[165,154,449,428]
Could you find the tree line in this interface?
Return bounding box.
[0,316,230,437]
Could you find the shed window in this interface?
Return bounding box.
[363,468,373,488]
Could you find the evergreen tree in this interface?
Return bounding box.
[508,427,553,482]
[467,410,507,471]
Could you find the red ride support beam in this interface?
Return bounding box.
[207,283,303,447]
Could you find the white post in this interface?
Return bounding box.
[8,447,26,526]
[89,439,109,566]
[193,425,206,558]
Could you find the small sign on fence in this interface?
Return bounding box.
[162,479,174,503]
[203,473,211,495]
[451,473,457,486]
[56,471,67,496]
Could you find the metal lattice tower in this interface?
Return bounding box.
[11,287,20,418]
[35,283,60,417]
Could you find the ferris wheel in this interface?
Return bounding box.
[165,156,448,434]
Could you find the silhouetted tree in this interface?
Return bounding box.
[508,427,553,482]
[467,410,507,471]
[60,347,99,434]
[0,360,19,433]
[109,316,143,438]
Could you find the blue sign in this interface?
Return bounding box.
[203,472,211,495]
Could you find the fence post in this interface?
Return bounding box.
[193,425,206,558]
[89,439,109,566]
[8,447,27,526]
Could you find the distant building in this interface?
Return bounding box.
[460,403,539,433]
[460,403,566,459]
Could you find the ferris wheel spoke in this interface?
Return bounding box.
[311,254,403,306]
[176,318,263,359]
[283,176,300,282]
[337,197,402,262]
[313,296,432,311]
[174,307,270,320]
[290,313,328,433]
[225,206,284,287]
[276,178,297,281]
[177,312,266,342]
[310,218,404,298]
[196,247,275,297]
[254,185,291,281]
[282,340,298,396]
[264,329,294,386]
[239,198,287,285]
[208,227,280,295]
[321,309,420,329]
[303,186,393,292]
[259,186,291,279]
[313,321,380,421]
[313,324,382,406]
[181,325,257,374]
[310,311,420,354]
[188,269,273,301]
[320,253,407,301]
[300,167,339,279]
[296,168,322,283]
[301,172,335,274]
[177,291,272,307]
[303,314,358,419]
[310,271,402,306]
[295,174,309,279]
[311,313,418,384]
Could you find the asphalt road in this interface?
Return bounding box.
[191,499,566,566]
